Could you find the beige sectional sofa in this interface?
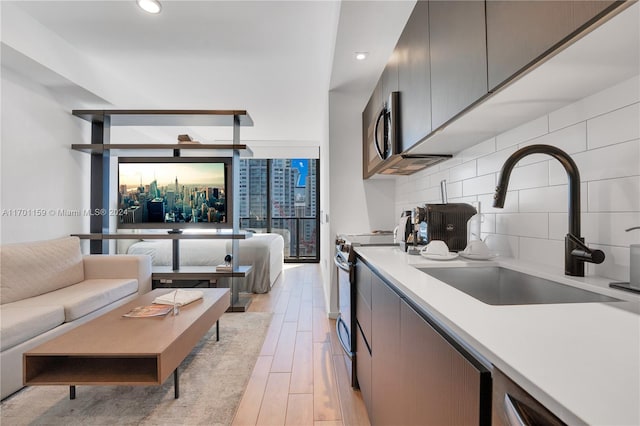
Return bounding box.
[0,236,152,399]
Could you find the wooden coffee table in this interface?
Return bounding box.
[23,288,230,399]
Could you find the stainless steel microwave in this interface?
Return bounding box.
[364,91,450,177]
[371,91,399,161]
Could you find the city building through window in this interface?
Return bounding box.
[238,159,319,262]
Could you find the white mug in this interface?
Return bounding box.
[422,240,449,255]
[463,240,491,256]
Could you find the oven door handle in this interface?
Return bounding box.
[334,252,351,272]
[336,315,353,359]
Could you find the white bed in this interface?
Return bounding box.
[123,233,284,293]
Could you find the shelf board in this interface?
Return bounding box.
[72,109,253,127]
[71,143,253,157]
[152,265,252,279]
[72,232,253,240]
[25,356,159,385]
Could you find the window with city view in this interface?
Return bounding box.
[238,159,319,262]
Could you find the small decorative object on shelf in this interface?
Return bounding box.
[216,254,233,272]
[177,134,200,144]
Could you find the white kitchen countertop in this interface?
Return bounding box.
[354,246,640,426]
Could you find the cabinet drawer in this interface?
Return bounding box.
[356,291,372,347]
[355,260,372,305]
[355,260,372,345]
[355,323,372,420]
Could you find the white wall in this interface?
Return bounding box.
[396,76,640,282]
[327,89,397,314]
[0,66,91,244]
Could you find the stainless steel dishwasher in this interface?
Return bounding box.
[492,368,566,426]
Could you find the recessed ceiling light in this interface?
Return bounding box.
[355,52,368,61]
[137,0,162,14]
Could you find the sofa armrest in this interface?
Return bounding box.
[83,255,152,295]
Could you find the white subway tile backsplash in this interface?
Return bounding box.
[395,78,639,280]
[449,160,477,182]
[496,116,549,151]
[505,161,549,191]
[581,212,640,247]
[425,186,443,203]
[496,213,548,238]
[588,177,640,212]
[587,245,630,282]
[463,174,495,196]
[520,185,568,213]
[549,75,640,131]
[480,213,496,234]
[447,181,463,199]
[517,122,587,166]
[428,169,450,188]
[561,139,640,182]
[447,196,478,205]
[483,234,519,258]
[548,172,590,213]
[548,213,567,241]
[437,157,463,171]
[519,237,564,270]
[587,103,640,149]
[477,146,519,175]
[460,137,496,162]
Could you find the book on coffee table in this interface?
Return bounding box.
[123,304,173,318]
[153,289,204,307]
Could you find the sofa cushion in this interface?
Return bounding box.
[0,304,64,351]
[1,237,84,304]
[16,278,138,322]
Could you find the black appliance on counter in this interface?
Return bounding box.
[400,203,477,252]
[334,233,397,388]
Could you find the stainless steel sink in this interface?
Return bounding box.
[417,266,621,305]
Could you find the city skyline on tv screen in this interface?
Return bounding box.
[118,161,227,225]
[119,163,225,189]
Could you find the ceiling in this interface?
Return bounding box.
[1,0,415,145]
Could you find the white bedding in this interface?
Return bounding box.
[126,233,284,294]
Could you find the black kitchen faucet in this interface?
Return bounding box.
[493,144,604,277]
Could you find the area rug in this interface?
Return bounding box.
[0,312,272,426]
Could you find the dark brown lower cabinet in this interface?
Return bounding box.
[354,258,491,425]
[400,299,491,425]
[370,273,403,425]
[355,323,373,421]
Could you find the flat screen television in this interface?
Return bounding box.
[117,157,232,229]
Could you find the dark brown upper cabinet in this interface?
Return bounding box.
[429,1,488,131]
[486,1,620,92]
[397,1,432,153]
[382,51,399,105]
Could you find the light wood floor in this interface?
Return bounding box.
[232,264,370,426]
